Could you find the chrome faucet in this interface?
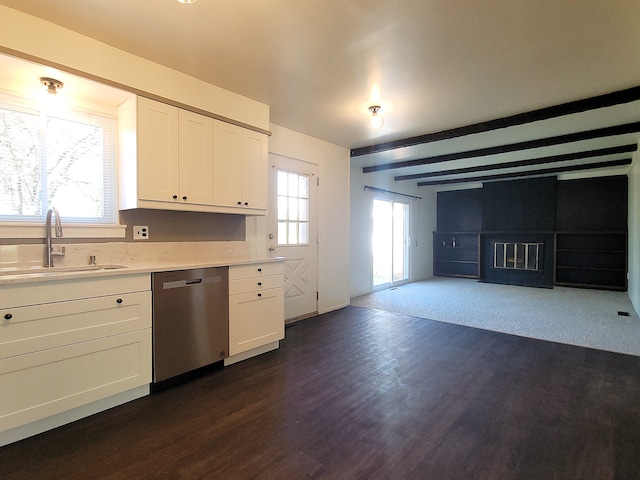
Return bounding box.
[45,207,64,267]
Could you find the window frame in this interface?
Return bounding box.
[0,92,125,239]
[276,169,311,246]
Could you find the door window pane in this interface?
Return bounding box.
[299,198,309,221]
[288,197,299,221]
[299,222,309,244]
[277,170,288,196]
[298,176,309,198]
[288,172,299,197]
[288,222,298,244]
[277,169,310,245]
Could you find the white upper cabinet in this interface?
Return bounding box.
[212,121,243,208]
[213,119,268,212]
[118,96,266,215]
[136,98,180,203]
[241,129,268,211]
[178,109,214,205]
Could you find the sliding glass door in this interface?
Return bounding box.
[372,197,410,290]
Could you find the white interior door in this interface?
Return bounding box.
[267,154,318,321]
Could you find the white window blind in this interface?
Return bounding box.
[0,94,117,224]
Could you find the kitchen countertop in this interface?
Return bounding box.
[0,257,285,286]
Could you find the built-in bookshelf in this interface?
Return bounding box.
[554,232,627,291]
[433,232,480,278]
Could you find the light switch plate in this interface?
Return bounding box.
[133,226,149,240]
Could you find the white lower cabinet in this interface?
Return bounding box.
[227,262,284,362]
[0,274,152,443]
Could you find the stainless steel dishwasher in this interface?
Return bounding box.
[152,267,229,383]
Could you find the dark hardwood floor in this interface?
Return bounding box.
[2,306,640,479]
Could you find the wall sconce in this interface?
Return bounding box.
[40,77,64,95]
[368,105,384,129]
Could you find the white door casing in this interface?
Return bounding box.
[267,154,318,321]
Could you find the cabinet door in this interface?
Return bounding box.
[241,129,268,210]
[0,329,151,432]
[213,120,243,208]
[178,110,213,205]
[137,97,179,203]
[229,288,284,355]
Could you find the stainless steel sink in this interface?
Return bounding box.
[0,264,127,276]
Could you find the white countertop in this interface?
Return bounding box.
[0,257,285,286]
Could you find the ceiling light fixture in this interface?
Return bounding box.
[177,0,197,3]
[40,77,63,95]
[368,105,384,129]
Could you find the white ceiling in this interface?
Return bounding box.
[1,0,640,186]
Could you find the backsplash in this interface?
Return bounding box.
[0,241,251,269]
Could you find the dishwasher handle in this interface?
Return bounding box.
[162,276,221,290]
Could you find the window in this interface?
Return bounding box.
[0,94,116,224]
[277,170,309,245]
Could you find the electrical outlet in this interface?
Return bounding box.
[133,226,149,240]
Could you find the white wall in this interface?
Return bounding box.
[268,124,351,314]
[628,149,640,314]
[349,167,437,298]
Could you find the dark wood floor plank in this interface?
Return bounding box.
[2,306,640,479]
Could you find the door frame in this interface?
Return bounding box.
[267,153,319,321]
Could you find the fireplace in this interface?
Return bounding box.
[493,242,542,271]
[480,234,553,288]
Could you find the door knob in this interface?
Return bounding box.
[268,245,276,252]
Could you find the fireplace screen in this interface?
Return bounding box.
[493,242,542,271]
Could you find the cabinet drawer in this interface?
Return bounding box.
[0,329,151,432]
[229,262,283,280]
[0,274,150,309]
[0,291,152,360]
[229,287,284,356]
[229,273,283,295]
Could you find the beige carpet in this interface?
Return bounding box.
[351,277,640,356]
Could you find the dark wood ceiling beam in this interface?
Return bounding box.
[351,86,640,157]
[416,158,632,187]
[394,144,638,181]
[363,121,640,173]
